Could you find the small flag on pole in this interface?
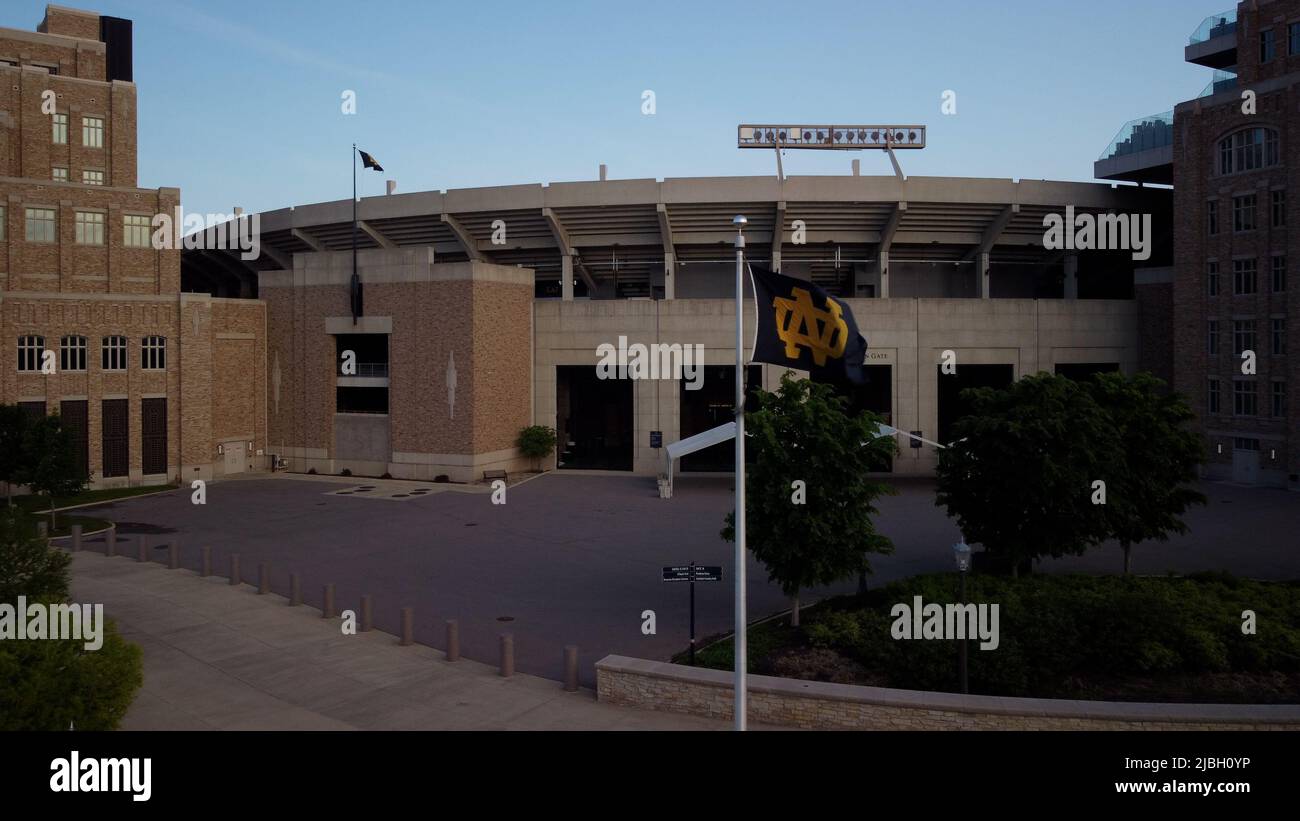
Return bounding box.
[358,150,383,172]
[748,265,868,385]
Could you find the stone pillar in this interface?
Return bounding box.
[1064,254,1079,299]
[978,251,991,299]
[770,249,781,274]
[663,254,675,300]
[878,250,890,299]
[561,254,574,301]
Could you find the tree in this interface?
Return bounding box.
[722,373,897,626]
[22,414,88,532]
[0,405,31,505]
[516,425,558,472]
[0,508,70,602]
[1085,371,1206,574]
[935,372,1120,575]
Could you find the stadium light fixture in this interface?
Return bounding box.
[737,123,926,181]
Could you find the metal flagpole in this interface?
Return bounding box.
[732,214,748,731]
[351,143,358,325]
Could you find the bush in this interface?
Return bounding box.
[340,468,352,477]
[517,426,557,470]
[0,509,70,602]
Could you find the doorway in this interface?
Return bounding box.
[556,366,633,470]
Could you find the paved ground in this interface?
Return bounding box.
[72,473,1300,688]
[68,550,730,730]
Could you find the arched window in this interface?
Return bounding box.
[1218,127,1279,175]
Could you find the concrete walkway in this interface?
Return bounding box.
[69,551,728,731]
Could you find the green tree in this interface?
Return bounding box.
[0,508,70,602]
[935,372,1120,575]
[1085,371,1207,574]
[722,373,897,625]
[517,425,558,472]
[22,414,88,532]
[0,404,31,506]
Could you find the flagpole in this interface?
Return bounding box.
[732,214,748,732]
[351,143,358,325]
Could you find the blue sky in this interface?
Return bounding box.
[8,0,1213,217]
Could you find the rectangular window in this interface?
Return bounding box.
[1233,258,1257,294]
[52,112,67,145]
[1208,320,1219,355]
[1273,318,1287,355]
[1208,261,1220,296]
[1234,437,1260,451]
[1234,380,1257,416]
[51,167,68,182]
[1208,379,1221,414]
[1234,320,1256,355]
[1207,200,1219,235]
[74,211,105,245]
[82,169,104,185]
[1273,256,1287,292]
[123,215,152,248]
[82,116,103,149]
[1261,29,1277,62]
[1233,194,1256,232]
[141,335,166,370]
[25,207,56,243]
[1273,381,1288,418]
[1291,21,1300,55]
[60,335,86,372]
[101,398,129,478]
[141,398,167,475]
[17,335,45,371]
[101,335,127,371]
[60,400,89,480]
[1272,190,1286,227]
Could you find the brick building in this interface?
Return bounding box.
[1,5,267,489]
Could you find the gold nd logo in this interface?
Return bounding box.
[773,287,848,366]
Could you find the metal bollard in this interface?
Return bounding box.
[258,562,270,594]
[229,553,240,585]
[137,536,148,563]
[445,619,460,661]
[322,584,335,618]
[168,542,179,569]
[200,546,211,577]
[399,607,413,646]
[289,574,301,606]
[563,645,579,692]
[359,595,372,632]
[105,525,116,557]
[499,634,514,678]
[70,524,82,553]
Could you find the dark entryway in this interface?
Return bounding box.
[937,363,1014,445]
[843,365,893,471]
[102,398,129,478]
[142,398,167,476]
[679,365,761,472]
[60,400,89,479]
[556,365,633,470]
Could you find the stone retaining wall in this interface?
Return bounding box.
[595,655,1300,730]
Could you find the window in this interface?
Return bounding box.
[82,169,104,185]
[1208,379,1221,414]
[17,335,44,371]
[74,211,104,245]
[1261,29,1277,62]
[1274,256,1287,292]
[101,399,128,478]
[1234,437,1260,451]
[1233,194,1257,232]
[1233,258,1257,294]
[52,112,67,145]
[1208,320,1220,355]
[1291,21,1300,55]
[1208,261,1220,295]
[124,215,151,248]
[1234,320,1256,355]
[1272,190,1286,227]
[141,336,166,370]
[101,335,127,371]
[1273,318,1287,355]
[60,335,86,372]
[141,398,167,475]
[82,116,103,148]
[1273,381,1287,418]
[1234,380,1257,416]
[51,167,68,182]
[25,207,56,242]
[1207,200,1219,235]
[1218,128,1280,174]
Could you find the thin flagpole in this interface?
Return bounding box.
[351,143,357,325]
[733,215,747,731]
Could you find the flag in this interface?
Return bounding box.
[748,265,867,385]
[358,150,383,172]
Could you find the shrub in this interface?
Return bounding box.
[340,468,352,477]
[0,509,70,602]
[517,426,558,471]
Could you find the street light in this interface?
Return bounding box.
[952,541,971,694]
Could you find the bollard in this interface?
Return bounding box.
[258,563,270,594]
[399,607,413,646]
[322,584,335,618]
[499,634,514,678]
[36,521,48,539]
[229,553,240,586]
[289,574,301,606]
[200,546,211,577]
[563,645,579,692]
[168,542,179,570]
[105,525,116,557]
[137,535,148,563]
[70,524,82,553]
[359,595,372,632]
[445,619,460,662]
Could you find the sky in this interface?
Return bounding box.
[8,0,1214,217]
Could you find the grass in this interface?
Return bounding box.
[7,483,177,514]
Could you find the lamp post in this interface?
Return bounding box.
[952,540,971,695]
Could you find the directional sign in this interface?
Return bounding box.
[663,565,723,583]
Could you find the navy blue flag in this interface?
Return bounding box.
[748,265,867,385]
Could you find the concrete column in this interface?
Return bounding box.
[228,554,240,584]
[399,607,414,645]
[771,249,782,273]
[563,645,579,692]
[70,524,82,552]
[105,525,116,557]
[289,573,301,606]
[200,546,211,576]
[137,536,148,563]
[878,250,890,298]
[561,254,574,301]
[499,634,514,677]
[322,584,336,618]
[978,251,991,299]
[258,562,270,593]
[168,543,180,570]
[663,254,675,300]
[1064,254,1078,299]
[359,595,372,632]
[445,619,460,661]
